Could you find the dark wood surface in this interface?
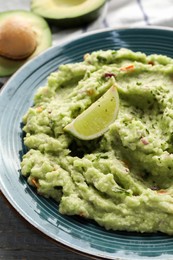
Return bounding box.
[0,191,97,260]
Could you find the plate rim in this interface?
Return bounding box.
[1,26,173,260]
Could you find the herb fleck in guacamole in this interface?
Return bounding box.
[21,48,173,234]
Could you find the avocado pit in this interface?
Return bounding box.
[0,17,37,60]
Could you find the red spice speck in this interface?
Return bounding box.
[104,72,116,78]
[148,61,155,66]
[141,137,149,145]
[120,65,134,71]
[31,178,39,188]
[157,189,167,194]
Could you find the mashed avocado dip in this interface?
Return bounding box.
[21,48,173,235]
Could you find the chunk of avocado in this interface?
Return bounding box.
[0,10,52,77]
[31,0,106,28]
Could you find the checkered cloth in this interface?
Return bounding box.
[1,0,173,86]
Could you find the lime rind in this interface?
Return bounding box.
[64,85,119,140]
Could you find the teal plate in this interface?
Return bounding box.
[1,27,173,260]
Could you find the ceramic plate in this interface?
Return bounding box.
[1,27,173,260]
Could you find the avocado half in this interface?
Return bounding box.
[31,0,106,28]
[0,10,52,77]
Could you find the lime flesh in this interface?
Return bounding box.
[64,85,119,140]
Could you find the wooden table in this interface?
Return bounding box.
[0,191,96,260]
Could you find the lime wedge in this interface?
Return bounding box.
[64,85,119,140]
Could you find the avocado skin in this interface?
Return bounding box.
[31,1,106,28]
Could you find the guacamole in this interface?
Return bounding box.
[21,48,173,234]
